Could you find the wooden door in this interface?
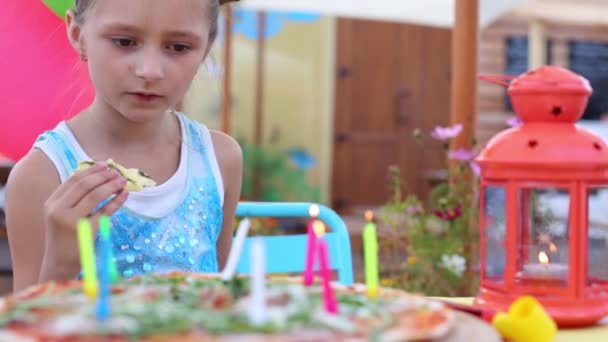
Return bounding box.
[332,19,452,213]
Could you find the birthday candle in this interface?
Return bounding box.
[97,216,112,321]
[77,219,98,301]
[248,238,267,325]
[221,218,251,281]
[303,205,320,286]
[363,211,379,299]
[303,220,318,285]
[98,216,120,283]
[318,238,338,314]
[317,224,338,314]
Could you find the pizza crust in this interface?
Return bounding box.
[76,159,156,192]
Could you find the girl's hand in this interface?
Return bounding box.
[42,161,128,262]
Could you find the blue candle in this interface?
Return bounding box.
[96,216,112,322]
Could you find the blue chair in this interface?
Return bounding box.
[234,202,354,285]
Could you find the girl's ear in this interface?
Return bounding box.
[65,10,86,58]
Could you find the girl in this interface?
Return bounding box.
[5,0,242,292]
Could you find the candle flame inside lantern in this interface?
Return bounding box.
[549,242,557,253]
[313,221,326,237]
[309,205,320,218]
[365,210,374,222]
[538,251,550,264]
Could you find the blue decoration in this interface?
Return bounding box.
[288,147,317,170]
[231,9,321,40]
[284,12,323,22]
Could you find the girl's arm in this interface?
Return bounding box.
[210,130,243,269]
[5,150,73,292]
[6,150,128,292]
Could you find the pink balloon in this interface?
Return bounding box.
[0,0,94,161]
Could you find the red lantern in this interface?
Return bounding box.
[475,66,608,327]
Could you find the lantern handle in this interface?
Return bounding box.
[478,74,517,87]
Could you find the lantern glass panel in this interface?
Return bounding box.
[483,186,506,283]
[587,186,608,285]
[516,188,569,287]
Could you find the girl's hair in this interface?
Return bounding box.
[73,0,221,44]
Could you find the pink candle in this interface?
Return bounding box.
[303,220,317,286]
[303,205,321,286]
[318,237,338,314]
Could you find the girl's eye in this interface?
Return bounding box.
[112,38,136,48]
[169,44,191,53]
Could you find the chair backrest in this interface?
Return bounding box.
[234,202,354,285]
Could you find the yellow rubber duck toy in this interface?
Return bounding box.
[492,296,557,342]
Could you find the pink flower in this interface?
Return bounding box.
[431,124,463,141]
[405,205,423,216]
[447,147,481,175]
[449,147,475,161]
[469,161,481,176]
[433,205,462,221]
[506,116,522,128]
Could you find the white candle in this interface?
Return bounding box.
[522,251,568,280]
[248,238,267,325]
[221,218,251,281]
[523,263,568,279]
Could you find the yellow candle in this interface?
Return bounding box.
[363,211,379,298]
[77,218,98,300]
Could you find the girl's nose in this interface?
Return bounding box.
[134,49,165,81]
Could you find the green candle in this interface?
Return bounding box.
[363,211,379,299]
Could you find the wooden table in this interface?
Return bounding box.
[442,298,608,341]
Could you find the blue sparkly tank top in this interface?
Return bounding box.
[33,114,223,277]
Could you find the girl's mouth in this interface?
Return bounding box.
[129,92,162,102]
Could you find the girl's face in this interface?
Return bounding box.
[68,0,212,122]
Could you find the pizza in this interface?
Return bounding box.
[0,272,455,341]
[76,159,156,192]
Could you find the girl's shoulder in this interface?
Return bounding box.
[5,148,61,216]
[8,149,61,189]
[177,112,242,167]
[207,129,242,194]
[208,129,242,165]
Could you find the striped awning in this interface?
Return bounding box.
[236,0,527,28]
[511,0,608,26]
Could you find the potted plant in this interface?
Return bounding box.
[378,124,480,296]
